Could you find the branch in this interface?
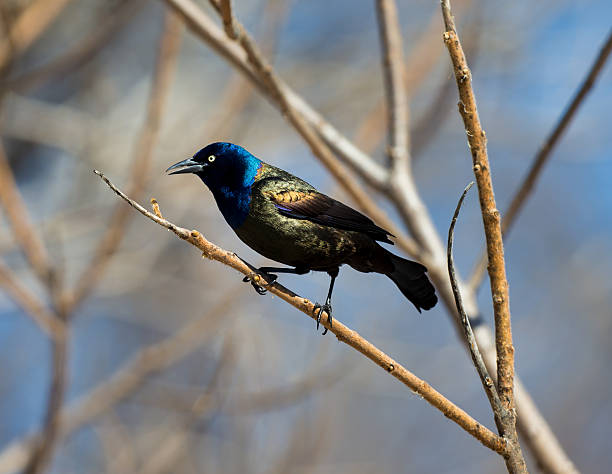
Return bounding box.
[468,27,612,292]
[0,260,63,337]
[447,182,506,434]
[93,169,506,455]
[0,141,54,286]
[441,1,526,472]
[375,0,410,170]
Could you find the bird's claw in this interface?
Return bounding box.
[313,302,333,335]
[242,271,277,295]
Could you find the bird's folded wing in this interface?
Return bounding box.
[264,190,394,244]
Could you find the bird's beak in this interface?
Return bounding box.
[166,158,205,175]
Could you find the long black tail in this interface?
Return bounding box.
[386,252,437,312]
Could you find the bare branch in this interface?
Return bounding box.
[0,260,63,337]
[441,1,526,472]
[375,0,410,170]
[0,141,54,286]
[469,27,612,292]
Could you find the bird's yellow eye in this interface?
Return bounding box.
[208,155,216,162]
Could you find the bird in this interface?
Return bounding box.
[166,142,437,333]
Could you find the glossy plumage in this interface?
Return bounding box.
[167,142,437,328]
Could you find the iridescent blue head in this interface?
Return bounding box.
[166,142,262,229]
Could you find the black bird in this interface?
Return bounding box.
[167,142,437,332]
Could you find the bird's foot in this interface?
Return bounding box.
[313,302,333,335]
[242,271,277,295]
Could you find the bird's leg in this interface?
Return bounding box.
[313,268,338,335]
[240,262,309,295]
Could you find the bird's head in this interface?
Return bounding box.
[166,142,262,191]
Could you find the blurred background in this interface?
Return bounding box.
[0,0,611,473]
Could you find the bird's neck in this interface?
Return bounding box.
[204,158,263,229]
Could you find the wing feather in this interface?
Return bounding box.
[265,190,394,244]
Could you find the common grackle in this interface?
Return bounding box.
[167,142,437,333]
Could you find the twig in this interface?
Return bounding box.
[0,260,63,337]
[24,324,69,474]
[93,169,507,454]
[69,10,183,310]
[447,182,506,434]
[218,0,238,39]
[468,27,612,292]
[0,141,54,286]
[441,1,526,472]
[375,0,410,170]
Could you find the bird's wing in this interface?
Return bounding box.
[264,189,394,244]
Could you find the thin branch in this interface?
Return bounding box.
[375,0,410,170]
[218,0,238,40]
[24,323,69,474]
[93,169,507,455]
[0,260,63,337]
[447,182,506,434]
[0,141,54,286]
[353,0,471,155]
[441,1,525,472]
[468,27,612,292]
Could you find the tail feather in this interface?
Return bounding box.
[386,253,437,312]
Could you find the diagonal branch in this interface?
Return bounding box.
[0,141,54,286]
[0,260,63,337]
[93,168,507,455]
[441,1,525,472]
[468,27,612,291]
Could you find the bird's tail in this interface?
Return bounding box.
[385,252,437,312]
